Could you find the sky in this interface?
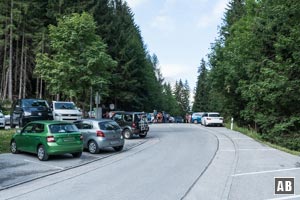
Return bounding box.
[125,0,229,102]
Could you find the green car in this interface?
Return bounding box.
[10,120,83,161]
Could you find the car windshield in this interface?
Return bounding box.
[99,121,120,131]
[49,124,79,133]
[22,99,48,107]
[54,102,76,110]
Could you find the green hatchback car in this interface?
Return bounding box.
[10,120,83,161]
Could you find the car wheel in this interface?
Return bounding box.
[11,140,19,154]
[88,140,99,154]
[139,132,147,138]
[72,152,82,158]
[113,145,123,152]
[193,120,197,124]
[37,145,49,161]
[123,129,132,139]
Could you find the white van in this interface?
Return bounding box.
[52,101,82,122]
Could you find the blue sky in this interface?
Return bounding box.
[125,0,229,101]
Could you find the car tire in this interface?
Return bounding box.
[37,145,49,161]
[193,120,197,124]
[11,140,19,154]
[139,132,147,138]
[123,129,132,139]
[72,152,82,158]
[88,140,99,154]
[113,145,124,152]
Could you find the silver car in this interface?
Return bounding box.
[0,112,5,129]
[74,119,124,154]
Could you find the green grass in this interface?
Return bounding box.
[0,129,15,154]
[225,123,300,156]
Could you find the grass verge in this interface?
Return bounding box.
[0,129,15,154]
[225,123,300,156]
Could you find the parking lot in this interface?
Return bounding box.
[0,138,147,190]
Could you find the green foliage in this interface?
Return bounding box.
[1,0,171,113]
[174,79,190,116]
[192,59,209,112]
[35,12,117,101]
[0,129,15,154]
[197,0,300,151]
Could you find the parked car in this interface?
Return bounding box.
[5,114,10,125]
[201,112,223,126]
[0,111,5,129]
[74,119,124,154]
[191,112,204,124]
[174,116,184,123]
[10,98,53,128]
[10,121,83,161]
[51,101,82,122]
[111,111,149,139]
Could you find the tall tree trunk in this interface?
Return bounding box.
[8,0,13,101]
[22,46,27,98]
[1,30,8,100]
[39,78,43,98]
[18,29,25,99]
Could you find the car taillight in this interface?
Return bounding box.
[207,118,211,120]
[220,118,223,120]
[132,123,136,128]
[80,134,83,140]
[47,136,55,142]
[96,130,105,137]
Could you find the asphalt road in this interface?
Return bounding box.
[0,124,300,200]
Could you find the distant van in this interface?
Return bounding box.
[51,101,82,122]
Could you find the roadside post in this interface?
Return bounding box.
[231,117,234,130]
[95,92,102,119]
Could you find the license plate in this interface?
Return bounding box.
[110,141,119,145]
[64,137,74,142]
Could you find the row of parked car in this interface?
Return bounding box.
[191,112,224,126]
[7,98,150,161]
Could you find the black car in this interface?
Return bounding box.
[10,98,53,128]
[111,111,149,139]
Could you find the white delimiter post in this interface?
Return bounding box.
[231,117,234,130]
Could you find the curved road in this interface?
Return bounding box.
[1,124,299,200]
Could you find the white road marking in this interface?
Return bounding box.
[221,148,275,152]
[265,195,300,200]
[233,168,300,177]
[24,159,64,170]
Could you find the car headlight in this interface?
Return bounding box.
[24,111,31,116]
[55,113,61,116]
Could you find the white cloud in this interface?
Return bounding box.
[150,15,175,32]
[125,0,148,8]
[197,0,228,28]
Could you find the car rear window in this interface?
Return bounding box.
[99,121,120,131]
[49,124,79,133]
[209,113,220,117]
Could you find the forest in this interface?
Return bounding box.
[193,0,300,151]
[0,0,191,117]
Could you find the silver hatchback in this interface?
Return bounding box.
[74,119,124,154]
